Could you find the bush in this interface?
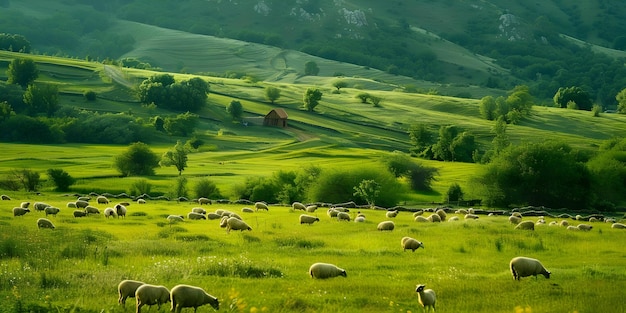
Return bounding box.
[83,90,96,101]
[445,183,464,203]
[130,179,152,196]
[194,178,222,199]
[46,168,75,192]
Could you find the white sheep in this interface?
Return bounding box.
[588,217,599,222]
[414,216,430,222]
[511,212,522,218]
[464,213,480,220]
[104,208,118,218]
[20,201,30,208]
[73,210,87,218]
[225,217,252,233]
[1,194,10,200]
[75,200,89,209]
[33,201,51,211]
[515,220,535,230]
[299,214,320,225]
[292,202,306,211]
[191,207,207,215]
[254,202,269,211]
[77,196,90,202]
[611,223,626,229]
[354,216,365,223]
[577,224,593,231]
[308,262,347,279]
[559,220,569,227]
[115,204,127,218]
[454,209,467,215]
[96,196,109,204]
[508,215,522,225]
[187,212,207,220]
[135,284,170,313]
[67,202,77,208]
[509,256,551,280]
[229,213,242,220]
[567,225,579,231]
[386,210,399,218]
[118,280,145,306]
[305,205,318,212]
[605,218,616,223]
[167,215,184,223]
[548,221,558,226]
[198,197,211,205]
[448,216,460,222]
[13,207,30,217]
[207,212,222,220]
[336,211,351,221]
[85,206,100,214]
[377,221,395,231]
[327,208,339,218]
[137,199,146,204]
[427,213,441,222]
[415,284,436,312]
[436,209,447,221]
[37,218,55,230]
[241,207,254,213]
[412,210,424,217]
[401,237,424,252]
[44,206,60,217]
[170,284,219,313]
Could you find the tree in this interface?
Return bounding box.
[12,169,40,192]
[23,83,59,117]
[616,88,626,114]
[356,92,370,103]
[445,183,464,203]
[332,80,348,92]
[432,125,458,161]
[450,132,476,162]
[194,178,222,199]
[159,140,189,175]
[265,87,281,104]
[408,123,434,157]
[226,100,243,121]
[7,58,38,88]
[47,168,75,191]
[304,61,319,76]
[170,176,188,198]
[164,112,199,136]
[114,142,159,176]
[553,86,593,111]
[0,33,31,53]
[479,96,497,120]
[138,74,208,112]
[383,151,438,191]
[303,88,322,111]
[353,179,381,208]
[0,101,14,121]
[491,117,510,155]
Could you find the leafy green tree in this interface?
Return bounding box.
[0,33,31,52]
[170,176,188,198]
[450,132,476,162]
[332,80,348,92]
[353,179,381,208]
[47,168,75,192]
[432,125,458,161]
[408,123,434,157]
[356,92,370,103]
[83,90,96,101]
[194,178,222,199]
[114,142,159,176]
[553,86,593,111]
[383,151,438,191]
[369,95,382,107]
[304,61,319,76]
[616,88,626,114]
[264,87,281,104]
[479,96,497,120]
[130,179,152,195]
[445,183,464,203]
[7,58,38,88]
[226,100,243,121]
[506,85,533,115]
[471,141,591,208]
[164,112,199,136]
[159,140,189,175]
[303,88,322,111]
[12,169,40,192]
[0,101,14,121]
[491,117,510,155]
[138,74,208,112]
[23,83,59,117]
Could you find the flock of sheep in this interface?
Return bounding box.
[4,193,625,311]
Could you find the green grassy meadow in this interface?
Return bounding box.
[0,199,625,313]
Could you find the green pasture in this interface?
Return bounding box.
[0,198,624,313]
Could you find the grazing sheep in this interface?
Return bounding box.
[1,194,10,200]
[118,280,145,306]
[511,212,522,218]
[454,209,468,215]
[415,216,430,222]
[588,217,599,223]
[332,207,349,212]
[508,215,522,225]
[292,202,306,211]
[567,225,579,231]
[536,218,546,225]
[559,220,569,227]
[44,206,60,217]
[198,197,211,205]
[575,214,584,221]
[605,218,616,223]
[377,221,395,231]
[191,207,207,215]
[468,208,475,214]
[137,199,146,204]
[96,196,109,204]
[170,284,219,313]
[308,262,347,279]
[13,207,30,217]
[611,223,626,229]
[386,210,399,218]
[206,212,222,220]
[241,207,254,213]
[549,221,558,226]
[337,211,351,221]
[401,237,424,252]
[75,200,89,209]
[167,215,184,223]
[135,284,170,313]
[77,196,90,202]
[415,284,436,312]
[464,213,480,220]
[225,217,252,233]
[577,224,593,231]
[85,206,100,215]
[20,201,30,208]
[448,216,460,222]
[219,210,233,217]
[254,202,269,211]
[67,202,77,208]
[73,210,87,218]
[327,208,339,218]
[305,205,318,212]
[354,216,365,223]
[187,212,207,220]
[515,220,535,230]
[509,256,551,280]
[427,214,441,222]
[104,207,118,219]
[36,218,55,230]
[299,214,320,225]
[115,204,127,218]
[436,209,447,221]
[228,213,242,220]
[33,202,51,211]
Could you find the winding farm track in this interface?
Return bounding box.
[103,65,134,89]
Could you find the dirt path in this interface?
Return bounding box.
[103,65,134,89]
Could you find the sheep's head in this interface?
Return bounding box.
[543,271,551,279]
[415,284,426,292]
[339,269,347,277]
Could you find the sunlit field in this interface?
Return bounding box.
[0,195,625,313]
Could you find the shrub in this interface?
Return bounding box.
[83,90,96,101]
[194,178,222,199]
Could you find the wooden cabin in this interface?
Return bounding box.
[263,108,288,128]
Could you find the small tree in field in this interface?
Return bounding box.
[47,168,75,191]
[332,80,348,92]
[353,179,381,208]
[159,140,189,175]
[304,61,319,76]
[7,58,38,88]
[12,169,40,192]
[445,183,464,203]
[194,178,222,199]
[265,87,281,104]
[115,142,159,176]
[303,88,322,111]
[226,100,243,121]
